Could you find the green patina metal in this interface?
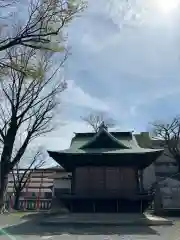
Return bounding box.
[48,127,164,171]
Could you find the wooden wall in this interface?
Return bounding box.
[74,167,137,195]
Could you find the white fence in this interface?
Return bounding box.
[6,198,52,211]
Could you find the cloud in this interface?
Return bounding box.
[61,80,110,112]
[26,120,90,165]
[25,0,180,167]
[66,0,180,127]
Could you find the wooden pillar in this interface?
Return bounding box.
[116,200,119,213]
[93,201,96,213]
[104,166,106,193]
[138,170,144,192]
[135,169,139,191]
[70,202,73,212]
[71,170,75,194]
[140,200,143,213]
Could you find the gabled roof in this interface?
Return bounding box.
[47,126,164,171]
[80,127,129,149]
[66,129,162,154]
[49,127,164,155]
[70,131,141,151]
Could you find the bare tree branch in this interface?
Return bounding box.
[0,0,84,212]
[151,116,180,172]
[0,0,85,76]
[81,111,116,132]
[0,0,85,52]
[0,0,16,8]
[0,47,66,211]
[11,150,45,209]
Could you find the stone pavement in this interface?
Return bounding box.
[0,214,179,240]
[1,221,180,240]
[40,213,172,226]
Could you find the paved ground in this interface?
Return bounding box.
[40,213,172,226]
[0,215,180,240]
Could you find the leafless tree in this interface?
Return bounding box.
[0,0,85,52]
[151,116,180,172]
[0,0,85,73]
[0,0,16,8]
[81,111,116,132]
[0,47,67,211]
[12,150,45,210]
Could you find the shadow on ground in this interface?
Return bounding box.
[0,213,160,236]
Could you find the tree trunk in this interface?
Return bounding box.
[14,192,20,210]
[0,173,8,213]
[0,121,18,213]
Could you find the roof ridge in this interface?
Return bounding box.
[80,128,130,149]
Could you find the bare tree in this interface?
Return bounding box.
[0,0,14,7]
[12,150,45,210]
[0,47,66,211]
[0,0,85,53]
[0,0,85,74]
[151,116,180,172]
[81,111,116,132]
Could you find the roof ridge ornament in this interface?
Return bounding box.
[98,121,108,132]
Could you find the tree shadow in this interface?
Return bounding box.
[1,216,160,237]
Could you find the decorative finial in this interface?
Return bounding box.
[99,121,108,131]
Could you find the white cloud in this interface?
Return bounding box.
[38,120,93,151]
[81,34,104,52]
[70,7,180,119]
[129,82,180,115]
[62,80,110,112]
[35,120,93,166]
[27,0,180,167]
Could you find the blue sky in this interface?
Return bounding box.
[38,0,180,163]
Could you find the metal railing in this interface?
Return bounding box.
[5,198,52,211]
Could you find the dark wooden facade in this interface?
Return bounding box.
[73,167,138,195]
[48,124,163,213]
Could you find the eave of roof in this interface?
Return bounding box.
[48,148,164,172]
[48,147,163,155]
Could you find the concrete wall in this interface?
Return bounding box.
[151,141,178,176]
[52,172,71,198]
[135,132,180,210]
[158,178,180,209]
[52,172,71,189]
[143,163,156,190]
[150,139,180,210]
[54,178,71,189]
[52,172,70,179]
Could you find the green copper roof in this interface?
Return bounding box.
[52,147,162,154]
[48,129,163,155]
[47,128,164,171]
[71,131,133,150]
[80,129,129,149]
[48,128,163,171]
[67,129,160,153]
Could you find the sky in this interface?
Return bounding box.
[34,0,180,166]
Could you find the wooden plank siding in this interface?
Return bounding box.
[74,167,89,193]
[74,167,137,196]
